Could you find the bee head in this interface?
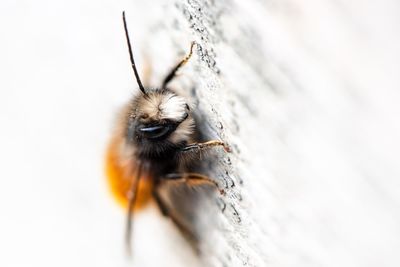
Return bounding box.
[127,90,194,148]
[122,13,195,155]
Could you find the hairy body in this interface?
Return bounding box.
[105,12,228,254]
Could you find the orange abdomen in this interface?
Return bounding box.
[105,137,153,210]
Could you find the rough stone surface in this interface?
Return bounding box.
[140,0,400,266]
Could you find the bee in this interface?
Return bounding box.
[105,11,229,254]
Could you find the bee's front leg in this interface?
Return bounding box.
[160,172,226,195]
[162,42,196,89]
[180,140,230,154]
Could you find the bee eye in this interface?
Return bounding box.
[139,125,172,139]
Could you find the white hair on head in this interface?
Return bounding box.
[159,93,188,121]
[139,92,188,121]
[134,91,195,144]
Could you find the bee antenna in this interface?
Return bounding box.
[122,11,147,95]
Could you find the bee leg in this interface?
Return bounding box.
[162,173,225,195]
[180,140,230,154]
[152,188,199,243]
[162,42,195,89]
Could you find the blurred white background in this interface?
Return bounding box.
[1,0,400,266]
[0,0,201,266]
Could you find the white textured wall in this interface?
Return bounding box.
[0,0,399,267]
